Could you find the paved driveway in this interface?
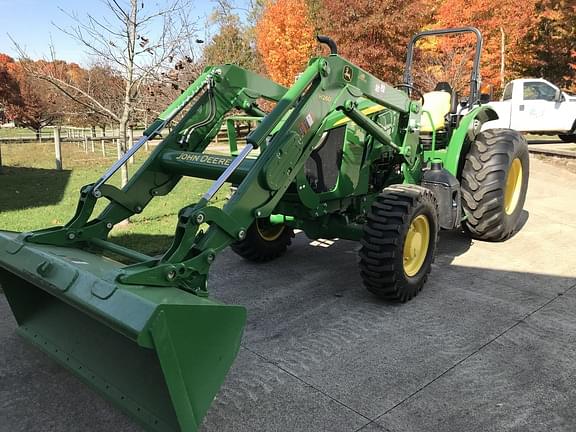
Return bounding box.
[1,157,575,432]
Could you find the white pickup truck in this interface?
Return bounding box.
[482,78,576,142]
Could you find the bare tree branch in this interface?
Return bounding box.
[11,0,200,187]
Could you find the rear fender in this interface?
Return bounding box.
[443,105,498,176]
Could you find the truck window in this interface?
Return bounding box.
[502,83,513,100]
[523,82,556,101]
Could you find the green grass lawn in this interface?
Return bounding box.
[0,141,229,256]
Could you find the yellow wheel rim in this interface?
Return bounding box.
[403,214,430,277]
[256,220,285,241]
[504,158,523,215]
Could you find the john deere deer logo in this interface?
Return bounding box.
[343,65,353,82]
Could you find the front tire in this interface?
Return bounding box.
[231,219,294,262]
[461,128,529,241]
[359,185,439,302]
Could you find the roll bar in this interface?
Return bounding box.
[403,27,484,106]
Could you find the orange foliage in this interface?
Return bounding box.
[2,61,63,130]
[66,63,85,84]
[0,53,15,64]
[0,54,21,120]
[435,0,538,88]
[1,59,100,129]
[317,0,437,84]
[256,0,315,87]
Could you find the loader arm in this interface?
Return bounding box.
[118,53,421,293]
[0,65,289,432]
[26,65,287,247]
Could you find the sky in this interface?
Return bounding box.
[0,0,250,65]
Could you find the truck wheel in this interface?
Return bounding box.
[231,219,294,262]
[558,134,576,143]
[461,128,529,241]
[359,185,439,302]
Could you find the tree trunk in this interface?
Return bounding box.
[144,112,149,151]
[0,142,3,174]
[116,118,130,226]
[36,129,41,141]
[500,27,506,90]
[116,0,138,189]
[118,118,129,188]
[128,126,135,164]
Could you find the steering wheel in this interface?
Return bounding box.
[394,84,424,105]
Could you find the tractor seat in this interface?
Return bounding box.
[420,82,454,133]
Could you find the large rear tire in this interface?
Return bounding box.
[461,128,529,241]
[359,185,439,302]
[231,219,294,262]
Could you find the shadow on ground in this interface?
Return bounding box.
[1,232,575,432]
[1,155,574,431]
[436,210,529,265]
[0,166,72,212]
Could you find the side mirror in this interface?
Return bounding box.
[480,83,493,103]
[555,89,563,102]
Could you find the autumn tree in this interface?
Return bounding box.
[31,60,92,128]
[521,0,576,92]
[3,61,63,138]
[0,54,21,123]
[256,0,315,86]
[314,0,437,84]
[304,0,323,37]
[204,12,259,71]
[571,50,576,87]
[0,54,22,172]
[435,0,538,90]
[15,0,198,187]
[67,63,125,134]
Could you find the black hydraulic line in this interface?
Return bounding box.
[316,35,338,55]
[179,78,218,146]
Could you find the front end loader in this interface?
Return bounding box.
[0,27,528,431]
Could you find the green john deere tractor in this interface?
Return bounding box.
[0,27,528,431]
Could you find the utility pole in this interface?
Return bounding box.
[500,27,505,90]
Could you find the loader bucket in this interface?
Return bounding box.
[0,231,246,432]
